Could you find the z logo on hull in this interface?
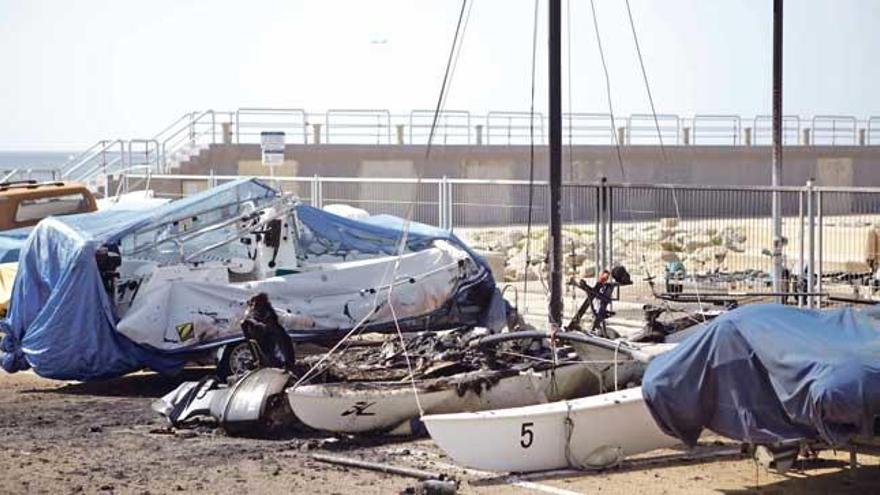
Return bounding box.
[341,401,377,416]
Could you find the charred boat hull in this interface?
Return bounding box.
[287,362,596,434]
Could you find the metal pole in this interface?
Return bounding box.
[548,0,564,327]
[771,0,785,302]
[798,190,804,307]
[596,181,605,275]
[816,190,823,307]
[807,179,815,308]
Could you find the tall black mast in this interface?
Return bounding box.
[771,0,783,299]
[548,0,563,327]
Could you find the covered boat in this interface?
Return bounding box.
[642,303,880,448]
[0,178,500,380]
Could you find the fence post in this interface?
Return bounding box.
[439,176,447,229]
[599,177,608,271]
[311,174,323,208]
[607,184,614,268]
[797,189,805,307]
[806,179,816,308]
[448,180,454,232]
[816,189,823,308]
[475,124,484,145]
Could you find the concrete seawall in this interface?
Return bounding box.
[181,143,880,187]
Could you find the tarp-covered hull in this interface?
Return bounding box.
[118,244,474,352]
[0,179,500,380]
[642,304,880,447]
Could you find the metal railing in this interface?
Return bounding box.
[49,108,880,190]
[692,115,741,145]
[753,115,801,145]
[812,115,857,145]
[117,172,880,312]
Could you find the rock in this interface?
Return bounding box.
[660,250,680,263]
[579,264,597,278]
[660,218,679,230]
[659,241,683,252]
[684,234,713,253]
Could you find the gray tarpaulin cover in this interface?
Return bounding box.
[643,304,880,447]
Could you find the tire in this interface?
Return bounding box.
[217,341,258,380]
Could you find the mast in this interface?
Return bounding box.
[548,0,564,327]
[771,0,784,300]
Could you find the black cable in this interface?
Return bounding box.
[624,0,673,176]
[523,0,541,302]
[588,0,626,181]
[426,0,469,159]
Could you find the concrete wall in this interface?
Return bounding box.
[180,143,880,187]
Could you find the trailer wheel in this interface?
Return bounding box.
[217,342,258,379]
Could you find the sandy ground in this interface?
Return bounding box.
[3,369,880,494]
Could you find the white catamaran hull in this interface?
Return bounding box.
[422,386,678,473]
[287,363,594,434]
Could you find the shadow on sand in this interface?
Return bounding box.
[25,368,215,398]
[718,459,880,494]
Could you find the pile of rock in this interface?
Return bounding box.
[463,228,597,283]
[462,217,750,284]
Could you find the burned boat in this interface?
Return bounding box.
[287,328,598,435]
[0,178,498,380]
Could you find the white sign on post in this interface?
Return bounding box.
[260,131,285,167]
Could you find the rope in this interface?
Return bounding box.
[587,0,625,178]
[522,0,541,313]
[395,0,472,418]
[622,0,706,315]
[426,0,471,159]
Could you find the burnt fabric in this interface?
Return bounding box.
[642,304,880,447]
[241,293,296,371]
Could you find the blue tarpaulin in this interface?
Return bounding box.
[0,227,32,263]
[643,304,880,447]
[0,179,500,380]
[0,179,278,380]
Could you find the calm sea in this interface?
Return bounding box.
[0,151,77,171]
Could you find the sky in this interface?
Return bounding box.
[1,0,879,149]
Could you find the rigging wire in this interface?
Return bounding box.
[522,0,541,314]
[588,0,625,178]
[426,0,471,159]
[387,0,472,415]
[291,0,472,392]
[622,0,705,314]
[566,0,577,312]
[384,0,472,414]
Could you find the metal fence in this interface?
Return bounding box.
[20,108,880,192]
[118,173,880,315]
